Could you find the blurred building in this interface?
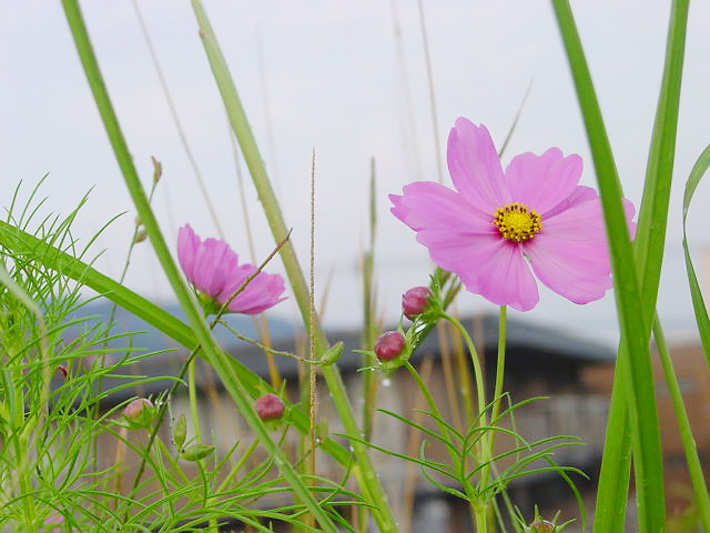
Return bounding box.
[85,304,618,531]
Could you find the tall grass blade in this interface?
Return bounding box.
[551,2,667,530]
[59,2,340,529]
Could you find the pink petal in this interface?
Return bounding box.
[504,148,582,214]
[219,265,286,315]
[390,181,491,233]
[193,238,239,297]
[526,234,613,304]
[526,194,627,304]
[177,225,200,282]
[468,241,539,311]
[543,185,598,219]
[447,118,510,212]
[415,227,538,311]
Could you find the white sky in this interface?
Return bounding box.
[1,1,709,345]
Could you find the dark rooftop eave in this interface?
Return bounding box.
[80,311,615,406]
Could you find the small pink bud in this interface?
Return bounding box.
[124,398,153,421]
[122,398,156,429]
[57,364,69,379]
[402,286,432,319]
[529,519,556,532]
[374,331,405,361]
[255,394,285,421]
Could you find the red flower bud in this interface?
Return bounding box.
[402,286,432,319]
[255,394,285,421]
[374,331,405,361]
[529,519,556,532]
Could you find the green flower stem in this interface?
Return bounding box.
[403,361,459,460]
[404,360,487,530]
[188,358,201,442]
[216,438,259,494]
[441,313,493,529]
[652,315,710,529]
[60,2,339,530]
[486,306,507,484]
[189,2,397,530]
[490,306,507,428]
[442,314,487,426]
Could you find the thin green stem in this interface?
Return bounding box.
[440,313,491,532]
[442,314,487,424]
[216,438,259,494]
[490,306,507,428]
[404,360,487,528]
[188,358,201,443]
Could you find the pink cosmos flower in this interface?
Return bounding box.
[178,224,286,315]
[390,118,636,312]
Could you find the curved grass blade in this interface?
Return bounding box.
[682,143,710,363]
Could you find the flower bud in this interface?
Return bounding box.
[122,398,155,430]
[56,364,69,380]
[402,286,432,320]
[173,414,187,450]
[255,394,285,421]
[529,519,556,532]
[374,331,405,361]
[134,228,147,243]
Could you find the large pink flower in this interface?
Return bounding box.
[390,118,636,312]
[178,224,286,315]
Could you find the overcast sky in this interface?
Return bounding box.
[1,1,709,345]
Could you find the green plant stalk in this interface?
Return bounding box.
[442,314,487,428]
[358,160,378,533]
[489,306,507,440]
[404,359,489,529]
[551,2,667,530]
[0,220,351,466]
[362,159,378,444]
[60,2,339,530]
[441,312,494,528]
[653,315,710,529]
[188,358,201,442]
[189,2,398,530]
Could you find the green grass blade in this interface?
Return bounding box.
[188,2,398,531]
[59,2,340,529]
[682,143,710,362]
[551,2,667,530]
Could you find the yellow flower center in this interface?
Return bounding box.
[493,203,542,243]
